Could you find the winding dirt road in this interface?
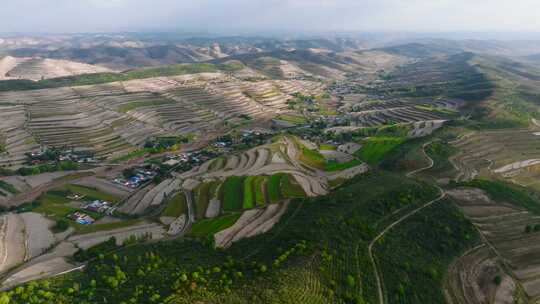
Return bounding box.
[369,140,445,304]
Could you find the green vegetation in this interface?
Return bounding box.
[253,176,267,206]
[470,56,540,128]
[17,161,80,176]
[73,237,118,262]
[280,174,306,198]
[33,193,74,221]
[195,182,217,220]
[297,143,325,169]
[356,136,406,165]
[75,219,143,235]
[425,141,458,176]
[242,176,255,209]
[375,199,478,303]
[64,184,120,203]
[117,99,175,113]
[111,149,147,163]
[190,214,241,238]
[456,179,540,215]
[1,172,474,304]
[27,185,126,233]
[267,174,283,203]
[275,114,308,125]
[319,144,337,151]
[218,61,245,72]
[222,176,245,211]
[0,180,19,194]
[324,159,363,172]
[0,63,219,92]
[0,134,5,153]
[162,192,187,218]
[266,173,306,201]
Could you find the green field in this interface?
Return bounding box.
[195,182,219,220]
[268,174,283,203]
[356,136,406,165]
[280,174,306,198]
[319,144,337,151]
[299,146,326,169]
[75,219,143,235]
[189,214,241,237]
[0,180,18,194]
[253,176,267,206]
[222,176,245,211]
[161,192,187,218]
[243,176,255,209]
[324,158,363,172]
[33,193,74,220]
[275,114,308,125]
[64,184,120,203]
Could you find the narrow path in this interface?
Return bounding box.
[369,139,444,304]
[405,140,437,177]
[368,186,446,304]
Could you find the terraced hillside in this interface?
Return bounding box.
[119,135,368,243]
[0,72,326,168]
[0,56,113,81]
[447,187,540,302]
[450,128,540,190]
[0,105,38,168]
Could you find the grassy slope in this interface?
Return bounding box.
[64,184,120,203]
[161,192,187,218]
[223,176,245,211]
[356,136,406,165]
[242,176,255,209]
[190,214,242,238]
[471,55,540,128]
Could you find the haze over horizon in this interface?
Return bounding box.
[2,0,540,35]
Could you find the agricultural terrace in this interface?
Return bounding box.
[447,182,540,302]
[0,72,327,169]
[451,129,540,189]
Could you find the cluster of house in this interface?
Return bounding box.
[68,212,95,225]
[162,151,211,167]
[58,153,97,164]
[83,200,116,215]
[114,167,157,188]
[65,194,117,225]
[28,148,97,165]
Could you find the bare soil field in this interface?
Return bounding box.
[448,187,540,301]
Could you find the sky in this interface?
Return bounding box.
[2,0,540,34]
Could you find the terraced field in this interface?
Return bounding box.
[450,128,540,188]
[0,72,328,169]
[0,105,38,168]
[116,135,368,252]
[0,56,113,81]
[447,187,540,302]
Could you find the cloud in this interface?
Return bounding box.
[0,0,539,33]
